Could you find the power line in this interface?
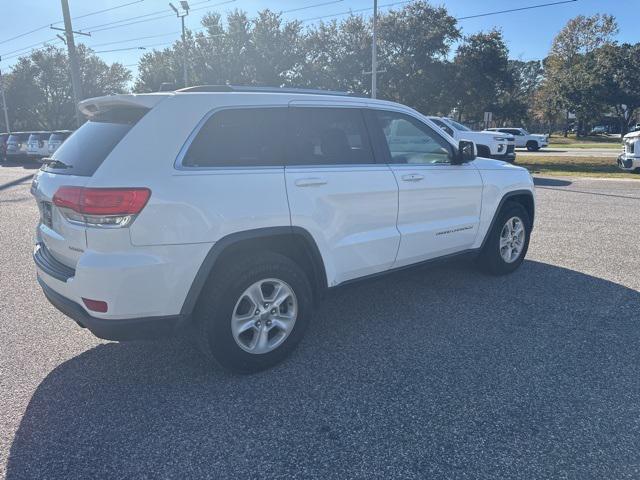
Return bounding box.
[0,0,146,46]
[83,0,236,33]
[282,0,344,14]
[89,32,180,48]
[456,0,578,20]
[300,0,411,23]
[70,0,145,22]
[94,41,174,54]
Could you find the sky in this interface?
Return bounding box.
[0,0,638,78]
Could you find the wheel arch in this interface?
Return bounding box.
[480,189,535,250]
[180,227,328,317]
[476,143,492,157]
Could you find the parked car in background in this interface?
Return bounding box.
[429,117,516,163]
[27,132,51,159]
[31,86,535,372]
[47,130,73,156]
[590,126,608,135]
[618,130,640,173]
[5,132,31,159]
[486,128,549,151]
[0,133,8,161]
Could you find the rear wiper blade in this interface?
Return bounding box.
[41,158,72,169]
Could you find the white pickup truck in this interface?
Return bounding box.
[429,117,516,163]
[486,128,549,151]
[618,130,640,173]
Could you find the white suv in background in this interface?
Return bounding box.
[32,86,535,372]
[618,129,640,172]
[429,117,516,163]
[487,127,549,151]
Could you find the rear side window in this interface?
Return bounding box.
[182,108,287,167]
[44,107,147,176]
[287,107,373,165]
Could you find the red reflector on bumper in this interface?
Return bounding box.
[82,298,108,313]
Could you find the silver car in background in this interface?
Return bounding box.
[46,130,73,156]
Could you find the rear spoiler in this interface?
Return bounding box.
[78,93,172,118]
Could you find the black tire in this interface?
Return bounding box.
[526,141,540,152]
[477,201,531,275]
[195,251,313,373]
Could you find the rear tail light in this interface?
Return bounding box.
[53,186,151,228]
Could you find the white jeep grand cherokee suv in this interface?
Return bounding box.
[32,86,535,372]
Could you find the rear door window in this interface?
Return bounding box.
[43,107,147,176]
[286,107,373,165]
[181,108,287,168]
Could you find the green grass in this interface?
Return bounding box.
[548,134,622,149]
[517,154,639,179]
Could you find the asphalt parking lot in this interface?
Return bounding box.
[1,163,640,479]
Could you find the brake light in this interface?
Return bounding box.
[53,186,151,227]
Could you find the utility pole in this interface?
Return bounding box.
[0,58,11,133]
[170,2,189,88]
[371,0,377,99]
[59,0,88,127]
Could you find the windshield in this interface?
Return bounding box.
[444,118,471,132]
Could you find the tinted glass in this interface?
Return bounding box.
[430,118,454,137]
[287,107,373,165]
[447,119,471,132]
[43,107,147,176]
[182,108,286,167]
[374,111,452,165]
[8,134,28,143]
[49,132,71,141]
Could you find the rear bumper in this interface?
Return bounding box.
[38,276,188,341]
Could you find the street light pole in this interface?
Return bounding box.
[170,2,189,88]
[371,0,377,99]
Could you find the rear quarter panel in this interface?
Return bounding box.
[87,94,292,246]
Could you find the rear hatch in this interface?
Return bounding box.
[32,107,148,269]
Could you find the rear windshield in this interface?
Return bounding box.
[49,132,71,141]
[43,107,147,176]
[8,134,28,142]
[29,133,49,141]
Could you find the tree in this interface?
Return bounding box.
[544,14,618,135]
[495,60,544,126]
[451,29,511,122]
[135,9,304,92]
[592,43,640,135]
[4,45,130,130]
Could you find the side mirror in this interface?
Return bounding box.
[453,140,476,164]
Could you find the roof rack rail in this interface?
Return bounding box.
[176,85,361,97]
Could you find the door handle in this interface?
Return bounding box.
[401,173,424,182]
[295,177,328,187]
